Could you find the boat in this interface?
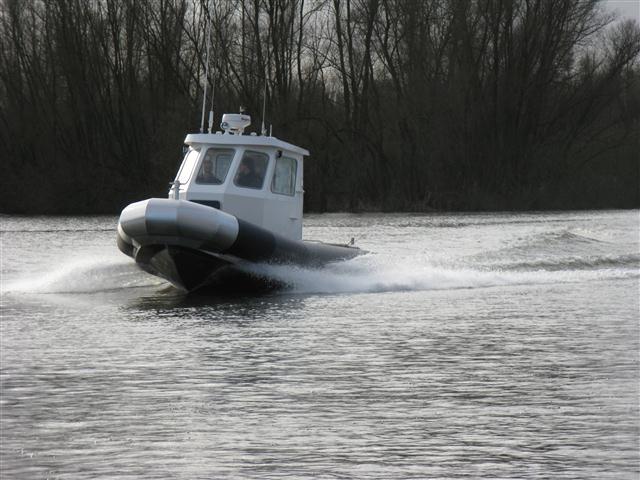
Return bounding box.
[117,113,361,292]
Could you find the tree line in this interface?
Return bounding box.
[1,0,638,213]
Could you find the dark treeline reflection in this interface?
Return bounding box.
[1,0,638,213]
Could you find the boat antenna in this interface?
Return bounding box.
[208,61,216,133]
[261,44,269,136]
[200,1,213,133]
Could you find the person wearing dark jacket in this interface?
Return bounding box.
[235,158,263,188]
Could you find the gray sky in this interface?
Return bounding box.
[605,0,640,21]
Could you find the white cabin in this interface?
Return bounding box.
[169,114,308,241]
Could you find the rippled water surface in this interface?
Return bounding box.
[1,210,639,479]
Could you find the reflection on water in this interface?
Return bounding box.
[1,211,639,479]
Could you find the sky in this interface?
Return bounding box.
[605,0,640,21]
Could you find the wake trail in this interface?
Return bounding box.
[3,242,637,297]
[2,254,161,294]
[242,254,639,295]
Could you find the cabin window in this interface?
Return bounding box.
[271,157,297,196]
[176,148,200,184]
[195,148,234,185]
[234,150,268,189]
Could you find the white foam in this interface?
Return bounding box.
[242,254,638,295]
[2,254,160,294]
[3,249,637,297]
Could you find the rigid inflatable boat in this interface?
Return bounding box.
[117,113,360,292]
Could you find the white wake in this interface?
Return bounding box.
[2,254,160,294]
[242,254,638,295]
[3,251,637,297]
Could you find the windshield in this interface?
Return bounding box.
[234,150,269,189]
[176,148,200,184]
[195,148,235,185]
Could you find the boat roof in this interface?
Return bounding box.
[184,133,310,156]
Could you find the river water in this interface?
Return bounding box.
[1,210,638,479]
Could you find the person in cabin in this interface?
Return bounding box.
[235,157,263,188]
[196,157,218,184]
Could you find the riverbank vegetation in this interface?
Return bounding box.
[1,0,638,213]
